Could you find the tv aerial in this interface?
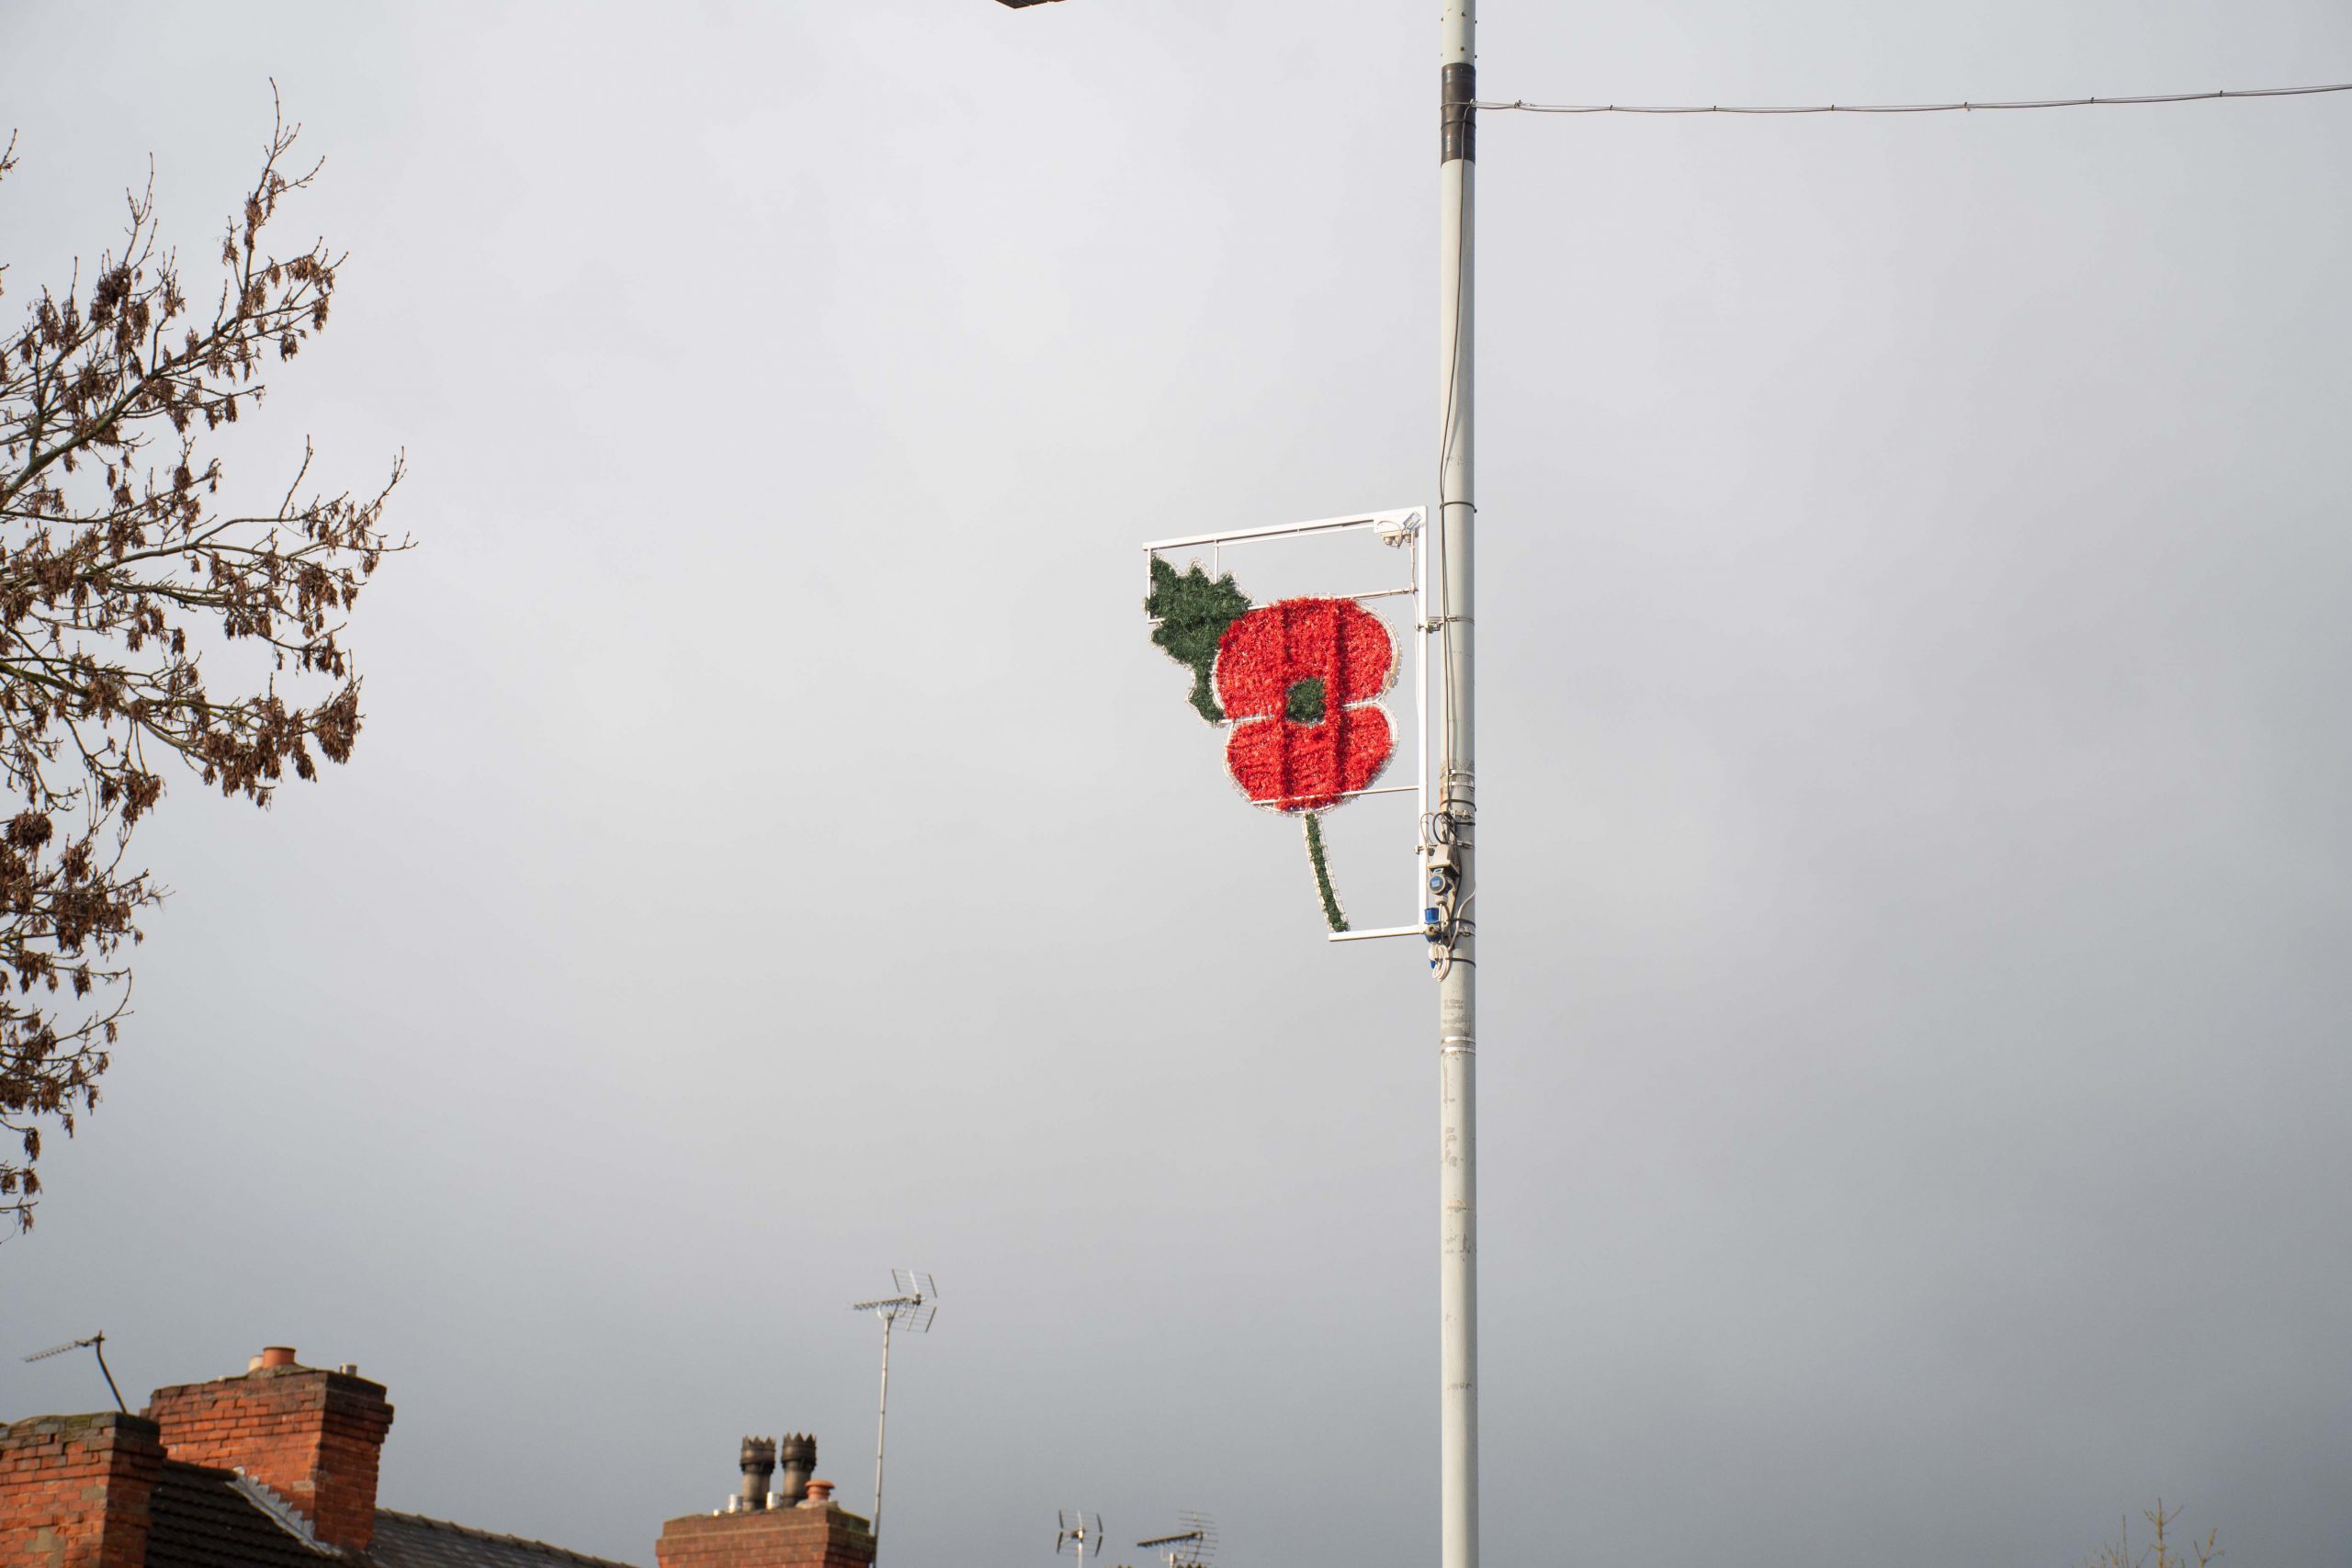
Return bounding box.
[1056,1511,1107,1562]
[849,1269,938,1556]
[1136,1513,1216,1568]
[22,1331,126,1412]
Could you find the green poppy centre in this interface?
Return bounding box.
[1285,676,1328,725]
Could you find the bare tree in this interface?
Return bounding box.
[2081,1500,2223,1568]
[0,99,403,1233]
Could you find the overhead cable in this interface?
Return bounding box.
[1474,80,2352,117]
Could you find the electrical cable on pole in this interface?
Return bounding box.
[1474,79,2352,115]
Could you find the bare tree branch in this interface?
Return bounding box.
[0,97,406,1233]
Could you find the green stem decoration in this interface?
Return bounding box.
[1304,811,1348,933]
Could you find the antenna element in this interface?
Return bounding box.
[21,1332,127,1412]
[1057,1511,1107,1561]
[1136,1512,1216,1568]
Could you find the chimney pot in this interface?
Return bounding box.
[258,1347,298,1369]
[774,1433,816,1510]
[737,1436,776,1512]
[798,1480,835,1508]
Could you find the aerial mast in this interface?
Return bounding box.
[849,1269,939,1555]
[1056,1511,1107,1567]
[21,1332,127,1413]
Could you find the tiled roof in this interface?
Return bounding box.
[370,1511,644,1568]
[139,1461,643,1568]
[146,1461,334,1568]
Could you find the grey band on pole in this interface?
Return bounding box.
[1442,62,1478,162]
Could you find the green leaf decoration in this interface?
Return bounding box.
[1145,555,1252,724]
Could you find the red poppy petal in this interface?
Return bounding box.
[1226,705,1395,813]
[1215,604,1297,719]
[1326,600,1396,708]
[1215,598,1396,720]
[1337,703,1396,795]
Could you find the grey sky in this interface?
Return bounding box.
[4,2,2349,1565]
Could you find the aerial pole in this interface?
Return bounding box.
[1433,4,1479,1568]
[850,1270,938,1558]
[872,1310,895,1539]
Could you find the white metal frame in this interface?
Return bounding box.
[1141,505,1430,942]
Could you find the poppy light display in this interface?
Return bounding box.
[1145,554,1403,932]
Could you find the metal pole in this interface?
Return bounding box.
[91,1335,127,1414]
[1434,4,1479,1568]
[872,1313,894,1549]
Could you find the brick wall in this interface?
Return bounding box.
[0,1413,165,1568]
[143,1365,392,1553]
[657,1503,876,1568]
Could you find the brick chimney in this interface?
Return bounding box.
[142,1351,393,1553]
[658,1438,873,1568]
[0,1412,165,1568]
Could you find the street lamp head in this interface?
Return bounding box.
[996,1,1065,6]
